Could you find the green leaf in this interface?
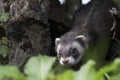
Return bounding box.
[0,44,9,57]
[95,58,120,80]
[0,65,25,80]
[0,13,9,22]
[1,37,9,45]
[110,73,120,80]
[114,0,120,4]
[75,60,97,80]
[56,70,74,80]
[108,59,120,80]
[24,55,56,80]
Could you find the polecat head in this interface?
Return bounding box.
[55,35,88,66]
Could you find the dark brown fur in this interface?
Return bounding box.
[56,0,117,70]
[60,0,116,45]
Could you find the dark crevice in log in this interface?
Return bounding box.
[110,8,120,41]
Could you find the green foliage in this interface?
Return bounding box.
[0,13,10,57]
[48,70,74,80]
[24,55,56,80]
[0,13,9,22]
[0,37,9,57]
[0,13,9,28]
[0,44,9,57]
[75,59,120,80]
[75,60,96,80]
[0,65,25,80]
[114,0,120,5]
[0,55,120,80]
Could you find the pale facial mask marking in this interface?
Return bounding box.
[57,39,86,65]
[60,56,75,65]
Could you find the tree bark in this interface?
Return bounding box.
[1,0,51,69]
[0,0,73,69]
[110,8,120,41]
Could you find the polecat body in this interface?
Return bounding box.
[55,0,116,66]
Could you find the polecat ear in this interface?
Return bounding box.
[75,35,86,41]
[55,38,61,46]
[75,35,87,48]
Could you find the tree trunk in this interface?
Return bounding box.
[1,0,51,69]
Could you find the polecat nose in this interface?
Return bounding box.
[63,60,68,64]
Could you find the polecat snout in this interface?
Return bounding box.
[55,33,88,66]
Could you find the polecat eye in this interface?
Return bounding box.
[59,52,62,56]
[70,48,76,55]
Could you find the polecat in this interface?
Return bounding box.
[55,0,116,66]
